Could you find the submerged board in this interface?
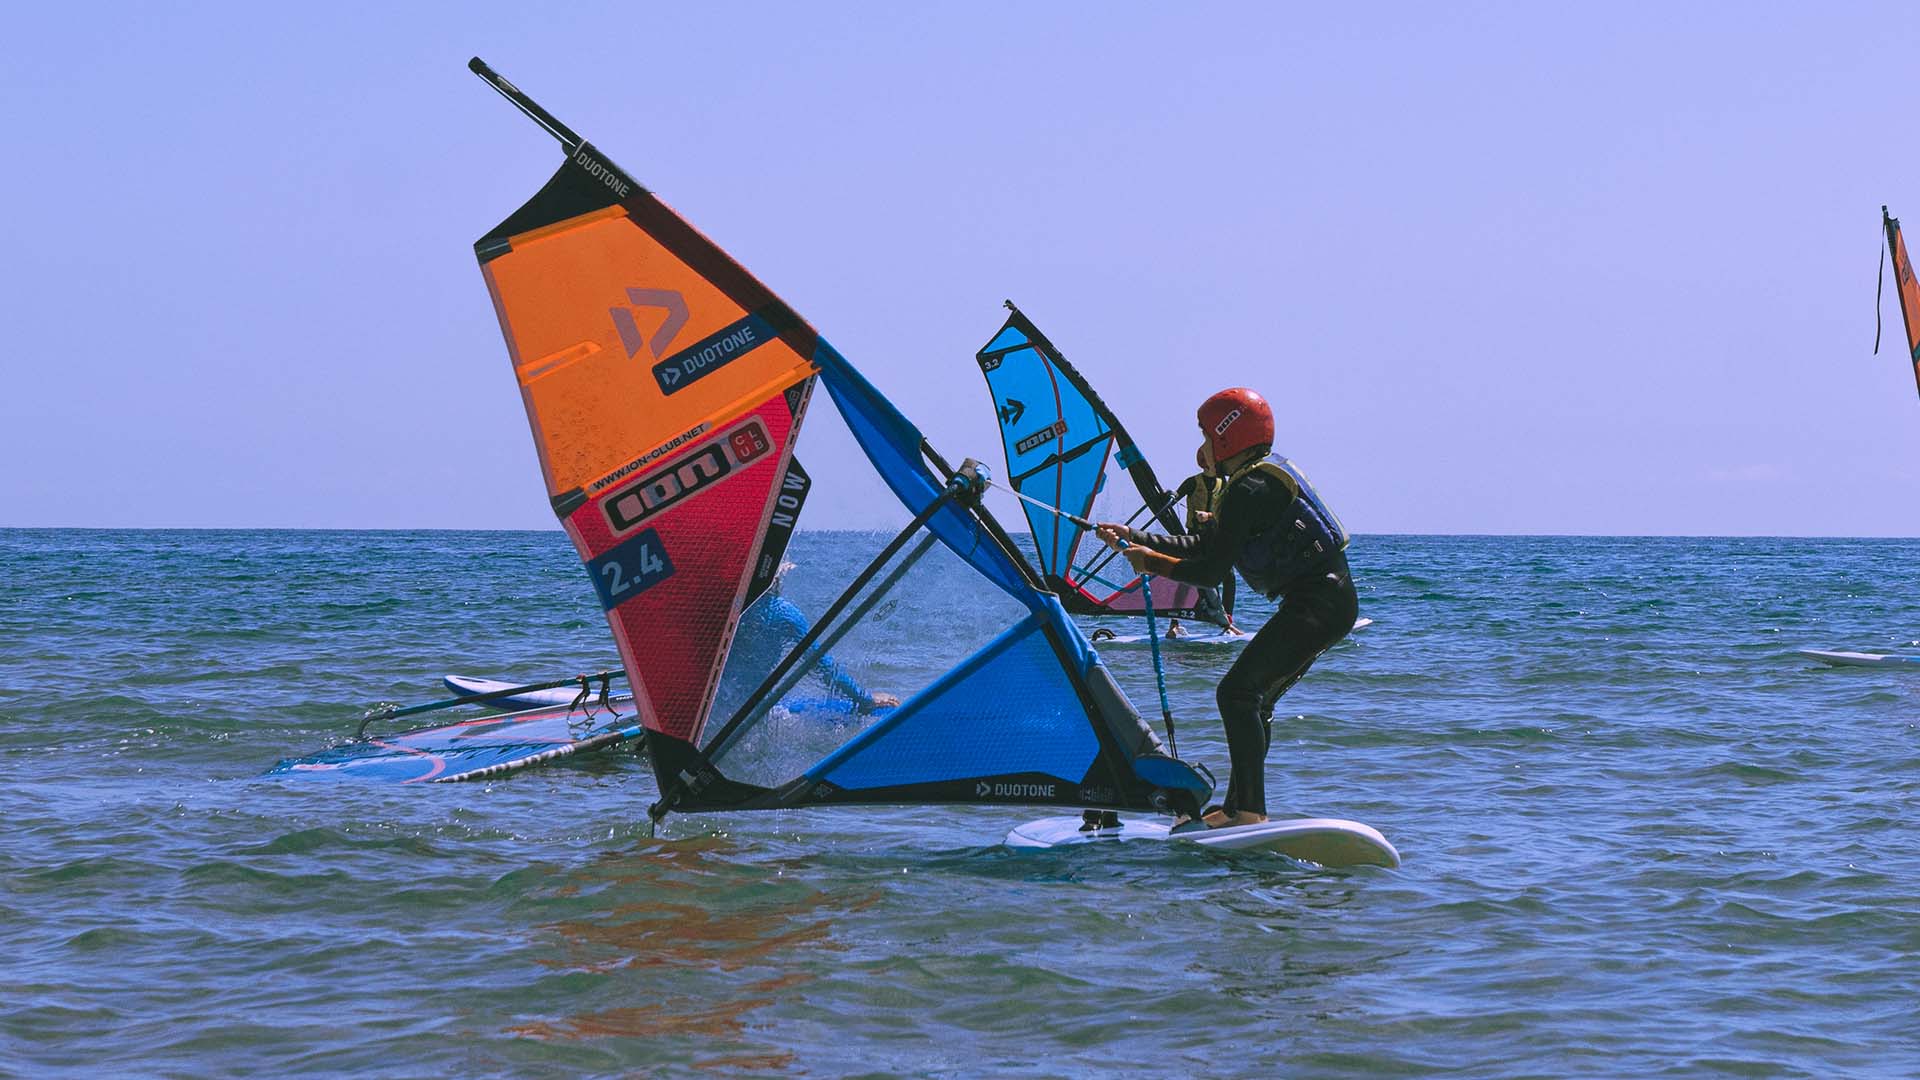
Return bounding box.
[442,675,897,719]
[1006,814,1399,868]
[1798,649,1920,669]
[444,674,634,709]
[1091,617,1372,648]
[269,699,643,784]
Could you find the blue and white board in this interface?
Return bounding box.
[1091,617,1372,648]
[1006,814,1400,867]
[1798,649,1920,669]
[444,674,634,709]
[443,674,896,719]
[268,699,643,784]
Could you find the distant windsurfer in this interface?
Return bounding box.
[725,563,899,715]
[1096,388,1354,829]
[1174,447,1241,634]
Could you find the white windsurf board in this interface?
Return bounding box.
[1006,814,1399,867]
[1092,617,1372,648]
[1797,649,1920,669]
[443,674,633,709]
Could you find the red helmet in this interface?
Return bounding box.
[1197,387,1273,464]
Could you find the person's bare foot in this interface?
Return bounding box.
[1204,809,1268,829]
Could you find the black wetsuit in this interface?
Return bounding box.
[1130,463,1356,817]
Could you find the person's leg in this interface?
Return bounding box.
[1213,574,1358,821]
[1214,618,1306,819]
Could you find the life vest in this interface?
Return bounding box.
[1219,455,1349,596]
[1181,472,1225,533]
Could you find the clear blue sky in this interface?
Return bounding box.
[5,4,1918,534]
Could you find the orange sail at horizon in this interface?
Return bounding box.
[1881,206,1920,401]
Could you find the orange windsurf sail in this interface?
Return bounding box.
[1881,206,1920,401]
[472,61,818,747]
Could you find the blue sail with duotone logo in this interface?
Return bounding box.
[975,304,1227,626]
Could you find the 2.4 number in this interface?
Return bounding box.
[600,544,666,595]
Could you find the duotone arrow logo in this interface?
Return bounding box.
[610,287,690,359]
[998,398,1026,426]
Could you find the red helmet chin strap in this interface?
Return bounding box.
[1197,387,1274,464]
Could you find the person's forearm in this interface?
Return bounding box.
[1131,548,1182,576]
[1159,550,1234,586]
[815,656,870,704]
[1130,546,1232,586]
[1127,528,1198,555]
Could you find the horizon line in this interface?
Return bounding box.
[3,526,1919,541]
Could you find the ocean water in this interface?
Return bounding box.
[3,529,1918,1078]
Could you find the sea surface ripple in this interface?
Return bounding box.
[2,530,1918,1077]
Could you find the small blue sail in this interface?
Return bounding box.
[975,303,1226,626]
[976,320,1115,580]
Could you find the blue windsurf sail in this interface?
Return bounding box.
[976,302,1226,625]
[465,60,1214,822]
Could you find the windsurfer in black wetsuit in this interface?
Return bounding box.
[1170,446,1239,636]
[1095,388,1355,829]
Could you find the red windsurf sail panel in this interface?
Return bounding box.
[1884,207,1920,401]
[472,66,819,745]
